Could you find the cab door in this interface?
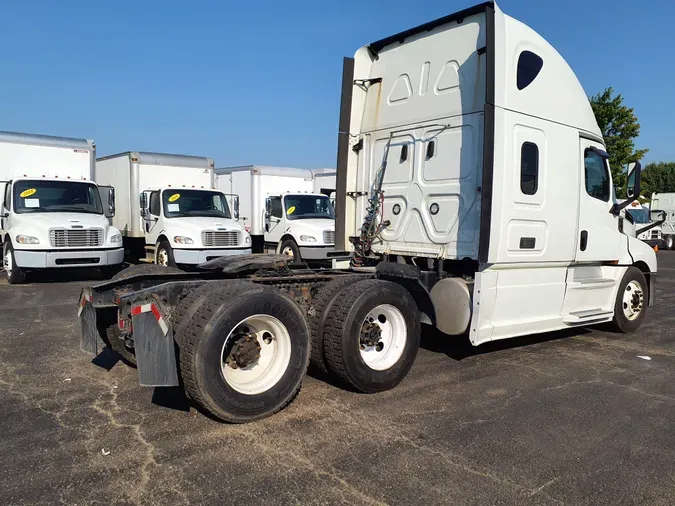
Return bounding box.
[143,190,162,246]
[575,140,622,262]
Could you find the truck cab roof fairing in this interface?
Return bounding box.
[493,4,602,139]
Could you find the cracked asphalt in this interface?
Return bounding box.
[2,255,675,505]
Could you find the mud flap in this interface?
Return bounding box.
[79,288,101,354]
[131,302,179,387]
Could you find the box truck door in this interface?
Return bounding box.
[0,181,8,238]
[575,140,621,262]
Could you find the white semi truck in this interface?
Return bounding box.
[80,1,658,424]
[216,165,335,261]
[650,193,675,249]
[0,131,123,284]
[95,152,251,268]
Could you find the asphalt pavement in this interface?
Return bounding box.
[2,255,675,505]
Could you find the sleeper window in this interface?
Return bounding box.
[520,142,539,195]
[584,150,610,202]
[517,51,544,90]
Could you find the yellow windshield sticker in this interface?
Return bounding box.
[168,193,181,202]
[287,206,296,215]
[20,188,36,198]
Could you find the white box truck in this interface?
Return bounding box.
[650,193,675,249]
[95,152,251,268]
[81,1,659,424]
[619,199,663,248]
[311,169,337,197]
[216,165,335,261]
[0,131,123,284]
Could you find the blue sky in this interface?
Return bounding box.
[0,0,673,168]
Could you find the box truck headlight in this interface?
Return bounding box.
[110,233,122,244]
[15,235,39,245]
[300,235,317,243]
[173,236,194,244]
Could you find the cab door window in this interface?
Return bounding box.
[584,150,610,201]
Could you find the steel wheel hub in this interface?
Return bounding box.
[157,248,168,266]
[281,246,294,258]
[359,304,407,371]
[622,280,644,321]
[220,314,292,395]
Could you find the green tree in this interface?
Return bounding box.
[641,162,675,198]
[590,87,648,190]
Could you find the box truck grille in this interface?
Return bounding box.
[323,230,335,244]
[202,231,240,247]
[49,229,103,248]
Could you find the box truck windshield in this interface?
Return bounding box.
[284,194,334,220]
[627,207,650,224]
[13,180,103,215]
[161,189,231,219]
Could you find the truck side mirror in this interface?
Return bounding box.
[140,193,148,218]
[651,210,667,225]
[626,161,641,199]
[107,187,115,217]
[612,161,642,215]
[265,198,271,214]
[233,195,240,220]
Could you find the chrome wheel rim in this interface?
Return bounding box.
[220,314,292,395]
[622,280,644,321]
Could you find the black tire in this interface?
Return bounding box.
[100,265,121,280]
[171,280,247,346]
[307,275,365,373]
[4,242,26,285]
[156,240,177,268]
[608,267,648,333]
[666,236,674,251]
[178,283,310,423]
[112,263,182,281]
[279,238,301,262]
[105,324,137,366]
[322,279,420,393]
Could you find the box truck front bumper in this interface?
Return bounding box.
[14,247,124,268]
[299,246,335,260]
[173,247,252,265]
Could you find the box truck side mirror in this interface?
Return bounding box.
[107,187,115,217]
[233,195,240,220]
[140,193,148,218]
[650,209,667,225]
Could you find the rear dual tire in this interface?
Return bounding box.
[320,279,421,393]
[177,283,310,423]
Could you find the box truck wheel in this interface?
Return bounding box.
[322,279,420,393]
[666,235,674,250]
[3,242,26,285]
[156,240,177,268]
[279,239,301,262]
[307,275,366,373]
[609,267,648,333]
[178,283,310,423]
